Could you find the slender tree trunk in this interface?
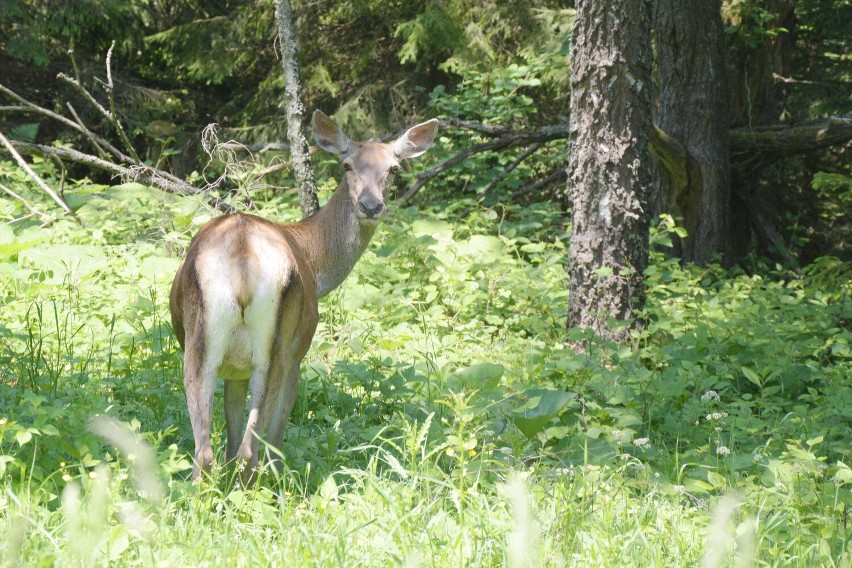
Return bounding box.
[654,0,732,264]
[274,0,319,218]
[567,0,653,342]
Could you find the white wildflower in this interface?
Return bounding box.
[701,390,720,402]
[716,446,731,457]
[633,437,650,450]
[673,485,685,494]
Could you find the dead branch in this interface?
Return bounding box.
[0,131,76,217]
[9,140,235,213]
[0,82,131,162]
[729,116,852,168]
[57,42,141,164]
[400,124,569,202]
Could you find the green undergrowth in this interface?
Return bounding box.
[1,172,850,566]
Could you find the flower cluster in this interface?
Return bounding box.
[700,390,721,402]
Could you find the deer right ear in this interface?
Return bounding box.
[312,110,352,156]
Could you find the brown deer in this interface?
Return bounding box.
[170,110,438,482]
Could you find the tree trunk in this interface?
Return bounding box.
[274,0,319,218]
[723,0,796,258]
[567,0,653,342]
[654,0,732,264]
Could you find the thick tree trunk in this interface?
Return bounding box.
[567,0,653,342]
[654,0,732,265]
[274,0,319,218]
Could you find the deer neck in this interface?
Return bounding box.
[286,179,378,298]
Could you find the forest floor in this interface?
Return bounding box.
[1,179,850,566]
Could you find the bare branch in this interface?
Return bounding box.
[479,142,543,195]
[511,166,566,200]
[0,82,132,162]
[0,131,76,217]
[103,42,142,163]
[400,124,569,202]
[10,140,234,213]
[66,103,109,158]
[0,181,50,220]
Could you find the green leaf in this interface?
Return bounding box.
[447,363,504,391]
[10,123,39,143]
[741,367,762,387]
[15,430,33,446]
[457,235,504,263]
[319,474,339,502]
[512,389,577,438]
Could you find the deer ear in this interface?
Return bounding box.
[393,118,439,160]
[312,110,352,156]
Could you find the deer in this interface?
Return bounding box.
[169,110,438,483]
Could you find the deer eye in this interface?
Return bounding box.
[343,162,353,172]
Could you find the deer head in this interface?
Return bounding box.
[311,110,438,223]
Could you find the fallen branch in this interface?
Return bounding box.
[10,140,234,213]
[0,82,132,163]
[0,131,76,217]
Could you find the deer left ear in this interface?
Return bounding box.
[393,118,439,160]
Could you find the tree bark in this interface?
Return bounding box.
[654,0,732,265]
[274,0,319,218]
[567,0,653,342]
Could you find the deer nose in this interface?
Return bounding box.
[358,197,385,218]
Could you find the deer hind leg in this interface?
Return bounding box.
[232,282,293,484]
[184,336,217,481]
[267,362,302,464]
[224,379,249,462]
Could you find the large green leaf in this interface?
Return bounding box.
[446,362,504,391]
[512,389,577,438]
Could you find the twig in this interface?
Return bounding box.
[400,137,517,202]
[103,42,142,163]
[66,102,108,158]
[479,142,543,195]
[0,130,76,217]
[0,181,50,220]
[510,166,566,200]
[400,124,570,202]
